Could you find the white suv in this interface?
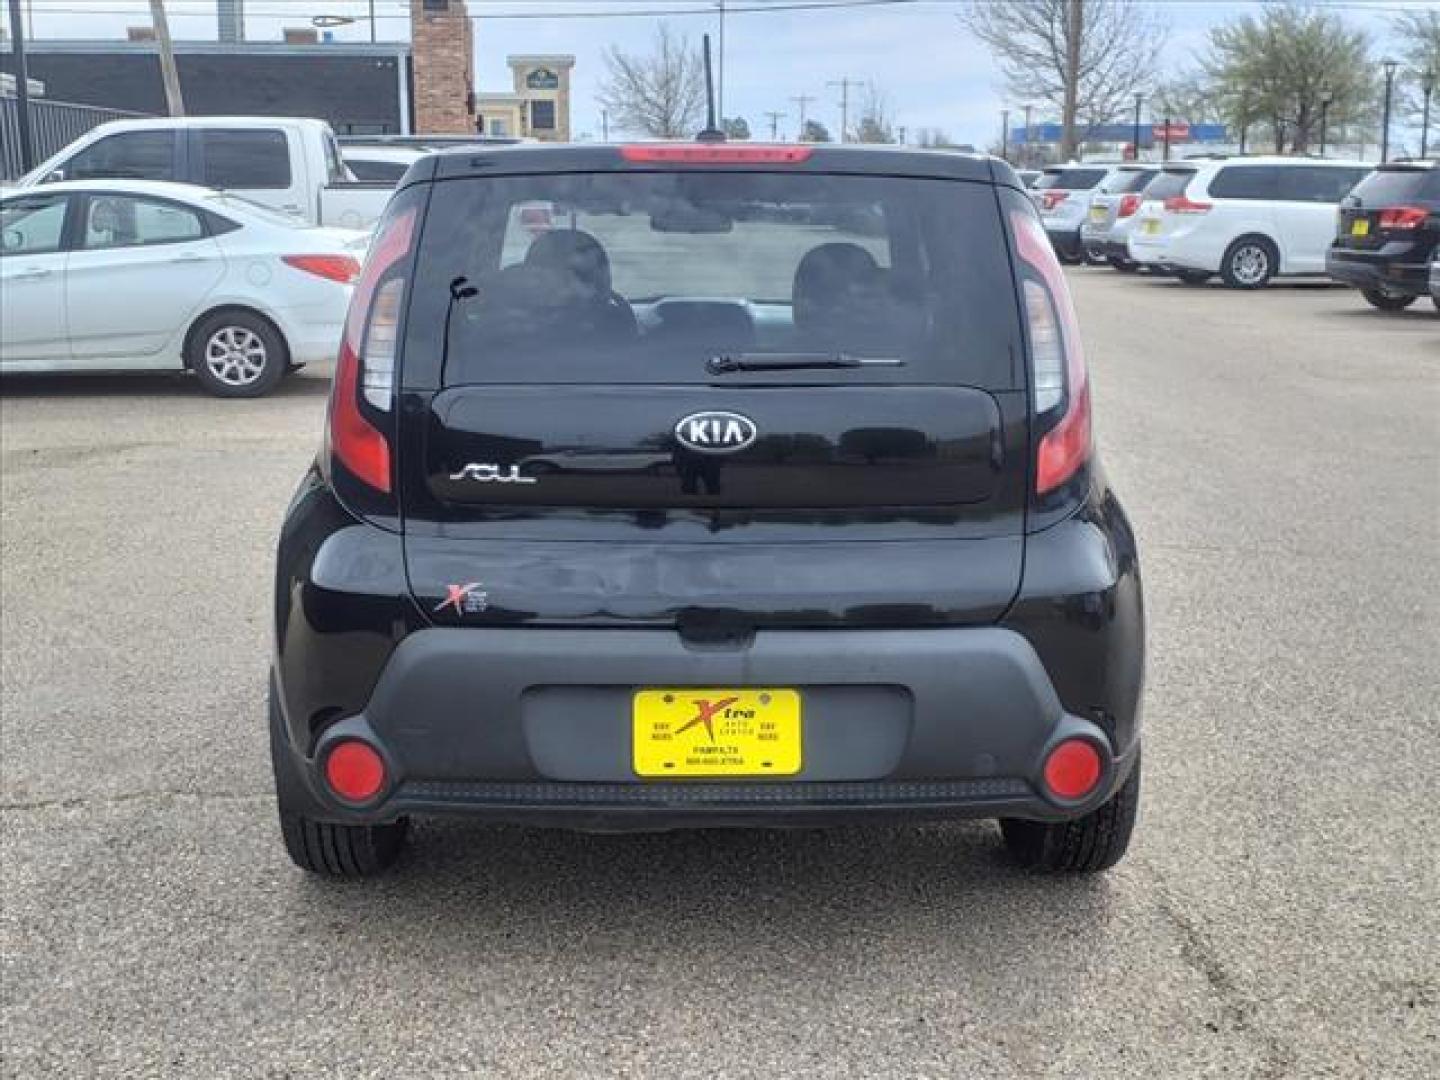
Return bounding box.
[1031,163,1115,264]
[1127,157,1372,288]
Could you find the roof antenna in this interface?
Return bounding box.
[696,33,726,143]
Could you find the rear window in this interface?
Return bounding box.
[1100,169,1157,194]
[1351,167,1440,204]
[197,129,292,190]
[346,159,409,183]
[415,171,1018,388]
[1145,169,1195,200]
[1034,168,1108,191]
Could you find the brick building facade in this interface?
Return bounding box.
[410,0,474,134]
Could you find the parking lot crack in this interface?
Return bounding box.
[0,789,271,812]
[1139,855,1295,1079]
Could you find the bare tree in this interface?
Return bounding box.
[962,0,1167,160]
[597,23,706,139]
[853,82,895,144]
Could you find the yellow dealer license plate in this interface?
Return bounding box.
[1143,218,1161,235]
[632,689,802,777]
[1351,219,1370,237]
[1090,206,1107,222]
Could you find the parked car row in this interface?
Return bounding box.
[1039,154,1438,311]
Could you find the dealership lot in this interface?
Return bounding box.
[1,274,1436,1077]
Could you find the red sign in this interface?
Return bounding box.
[1152,121,1191,142]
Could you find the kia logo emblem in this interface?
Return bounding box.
[674,411,758,454]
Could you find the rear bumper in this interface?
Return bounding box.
[1325,249,1431,295]
[272,473,1145,832]
[276,625,1134,829]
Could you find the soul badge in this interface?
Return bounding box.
[434,582,489,616]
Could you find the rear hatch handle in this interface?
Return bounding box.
[707,352,905,375]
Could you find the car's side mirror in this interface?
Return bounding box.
[42,169,65,184]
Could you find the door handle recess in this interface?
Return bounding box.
[14,267,51,280]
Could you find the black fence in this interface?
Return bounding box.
[1,94,150,181]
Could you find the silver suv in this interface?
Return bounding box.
[1080,164,1160,271]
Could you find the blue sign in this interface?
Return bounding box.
[1011,122,1228,145]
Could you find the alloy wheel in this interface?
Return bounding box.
[1230,244,1269,286]
[204,327,269,388]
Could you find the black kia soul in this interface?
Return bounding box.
[270,143,1145,877]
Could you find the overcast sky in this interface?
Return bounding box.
[2,0,1431,148]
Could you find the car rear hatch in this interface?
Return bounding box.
[1335,165,1440,254]
[394,153,1031,635]
[1133,165,1199,239]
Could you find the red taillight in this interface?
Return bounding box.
[1041,190,1070,211]
[281,253,361,284]
[1117,193,1142,218]
[1010,210,1091,495]
[620,144,813,164]
[327,205,416,495]
[1042,739,1103,800]
[1163,195,1211,214]
[323,740,387,803]
[1377,205,1428,230]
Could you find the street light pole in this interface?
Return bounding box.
[1132,93,1143,161]
[1001,108,1010,163]
[1422,70,1435,159]
[1380,58,1398,163]
[1318,88,1332,157]
[1022,103,1033,167]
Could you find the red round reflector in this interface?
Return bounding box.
[324,741,387,803]
[1043,739,1103,800]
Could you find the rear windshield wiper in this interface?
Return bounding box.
[707,352,905,375]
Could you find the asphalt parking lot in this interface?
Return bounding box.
[2,273,1436,1078]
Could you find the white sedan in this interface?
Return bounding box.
[0,179,368,397]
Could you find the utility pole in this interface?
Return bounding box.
[827,77,862,143]
[369,0,376,43]
[601,109,609,141]
[1022,103,1033,167]
[1132,94,1143,161]
[764,110,784,141]
[1001,108,1009,162]
[790,93,815,139]
[1318,88,1332,158]
[1380,58,1398,163]
[1422,70,1434,159]
[7,0,34,173]
[149,0,185,116]
[1162,115,1171,161]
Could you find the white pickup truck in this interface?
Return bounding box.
[11,116,394,230]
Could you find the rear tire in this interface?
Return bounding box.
[1220,236,1277,289]
[269,684,409,878]
[188,310,288,398]
[1001,753,1141,873]
[1360,288,1417,312]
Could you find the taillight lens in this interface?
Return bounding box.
[1377,205,1428,230]
[1041,190,1070,211]
[1117,193,1142,218]
[1010,209,1091,496]
[620,144,813,164]
[281,254,361,284]
[328,204,417,495]
[1163,195,1212,214]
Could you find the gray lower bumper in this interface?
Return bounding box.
[287,627,1127,827]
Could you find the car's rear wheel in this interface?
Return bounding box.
[1360,287,1417,312]
[269,684,409,878]
[1220,236,1276,289]
[188,310,288,398]
[1001,753,1140,872]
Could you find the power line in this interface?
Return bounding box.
[16,0,935,21]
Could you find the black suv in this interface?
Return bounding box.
[270,144,1145,877]
[1328,161,1440,312]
